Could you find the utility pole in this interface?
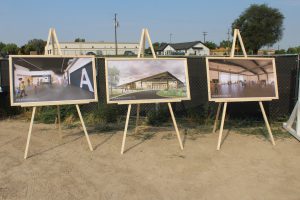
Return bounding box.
[114,13,119,55]
[203,32,207,43]
[169,33,173,43]
[227,29,230,54]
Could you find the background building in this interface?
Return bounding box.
[157,41,210,56]
[48,42,140,56]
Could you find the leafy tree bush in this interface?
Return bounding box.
[74,38,85,42]
[146,108,169,126]
[287,47,300,54]
[35,105,77,124]
[232,4,284,54]
[204,41,217,49]
[186,104,212,124]
[24,39,46,54]
[219,40,232,48]
[275,49,286,54]
[1,43,19,55]
[94,103,119,123]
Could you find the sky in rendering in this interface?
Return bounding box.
[107,59,187,85]
[0,0,299,49]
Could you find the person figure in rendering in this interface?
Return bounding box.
[19,80,27,97]
[213,80,218,94]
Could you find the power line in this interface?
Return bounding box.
[227,28,230,54]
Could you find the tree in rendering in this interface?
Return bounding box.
[232,4,284,54]
[108,66,120,93]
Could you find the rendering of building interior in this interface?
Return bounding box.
[208,59,276,99]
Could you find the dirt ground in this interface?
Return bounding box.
[0,119,300,200]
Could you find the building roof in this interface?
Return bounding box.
[157,41,206,51]
[118,71,184,87]
[12,57,77,75]
[157,43,169,51]
[209,59,273,76]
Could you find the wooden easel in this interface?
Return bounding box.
[120,28,184,154]
[283,55,300,140]
[24,28,93,159]
[212,29,275,150]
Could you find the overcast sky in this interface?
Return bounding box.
[1,0,299,49]
[107,59,186,85]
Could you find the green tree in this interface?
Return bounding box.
[1,43,19,55]
[0,42,6,57]
[74,38,85,42]
[0,42,5,52]
[204,41,217,49]
[232,4,284,54]
[219,40,232,48]
[287,47,300,54]
[275,49,286,54]
[145,42,167,55]
[24,39,46,54]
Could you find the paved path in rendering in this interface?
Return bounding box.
[111,90,168,101]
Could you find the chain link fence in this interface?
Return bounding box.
[1,55,299,120]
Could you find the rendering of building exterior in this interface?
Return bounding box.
[47,42,139,56]
[156,41,210,56]
[106,59,190,102]
[118,71,184,90]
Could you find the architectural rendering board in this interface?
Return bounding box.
[10,55,98,106]
[206,57,278,102]
[105,58,190,104]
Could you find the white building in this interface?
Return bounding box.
[47,42,140,56]
[157,41,210,56]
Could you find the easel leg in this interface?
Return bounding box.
[121,104,132,154]
[76,105,93,151]
[24,107,36,159]
[57,105,62,138]
[135,104,140,134]
[259,102,275,146]
[213,102,222,133]
[168,103,184,150]
[217,102,227,150]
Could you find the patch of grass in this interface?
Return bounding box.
[83,103,123,132]
[186,104,214,125]
[146,109,169,126]
[157,88,186,98]
[34,105,77,124]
